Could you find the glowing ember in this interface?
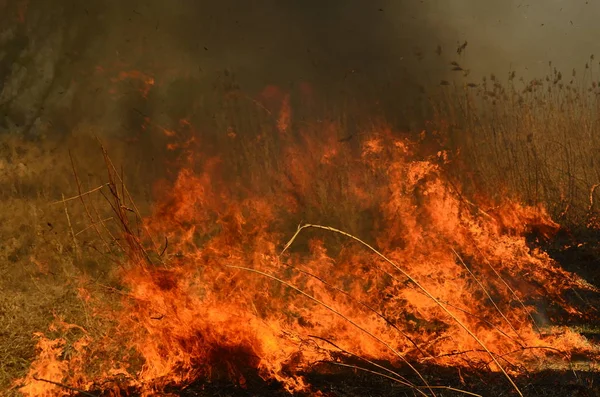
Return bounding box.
[17,90,599,396]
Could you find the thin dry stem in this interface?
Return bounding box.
[588,183,600,213]
[75,217,114,237]
[68,151,114,255]
[283,262,430,358]
[62,193,81,261]
[51,184,108,205]
[451,247,524,344]
[226,265,434,397]
[282,224,524,397]
[472,242,543,335]
[325,363,482,397]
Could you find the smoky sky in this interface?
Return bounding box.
[0,1,448,137]
[81,0,452,105]
[1,0,599,142]
[425,0,600,79]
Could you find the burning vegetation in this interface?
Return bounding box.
[7,81,600,396]
[1,2,600,397]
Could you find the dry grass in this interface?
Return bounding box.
[429,56,600,225]
[0,134,139,396]
[2,63,600,395]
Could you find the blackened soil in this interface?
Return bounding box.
[526,227,600,331]
[80,362,600,397]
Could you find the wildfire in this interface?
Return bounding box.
[17,89,599,396]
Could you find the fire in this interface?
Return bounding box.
[17,89,599,396]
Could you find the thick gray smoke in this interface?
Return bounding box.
[0,0,448,140]
[0,0,597,142]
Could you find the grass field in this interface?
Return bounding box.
[1,64,600,396]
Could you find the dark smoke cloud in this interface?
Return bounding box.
[2,0,597,146]
[0,0,449,141]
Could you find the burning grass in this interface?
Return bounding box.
[432,56,600,226]
[7,92,600,396]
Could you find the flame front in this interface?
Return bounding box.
[18,90,598,396]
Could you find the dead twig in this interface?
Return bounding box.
[51,184,108,205]
[62,193,81,261]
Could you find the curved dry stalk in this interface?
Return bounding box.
[451,247,524,344]
[439,301,518,344]
[99,142,163,259]
[282,262,429,358]
[289,256,519,357]
[227,265,434,397]
[484,345,571,367]
[473,242,543,335]
[319,361,415,388]
[51,184,108,205]
[444,175,542,335]
[282,224,524,397]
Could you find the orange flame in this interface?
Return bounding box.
[18,89,599,396]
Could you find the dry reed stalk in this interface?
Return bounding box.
[68,151,115,256]
[227,265,435,397]
[62,193,81,261]
[98,142,164,265]
[281,224,524,397]
[450,248,524,344]
[284,262,429,358]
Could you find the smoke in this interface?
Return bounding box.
[0,1,451,138]
[423,0,600,80]
[1,0,598,160]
